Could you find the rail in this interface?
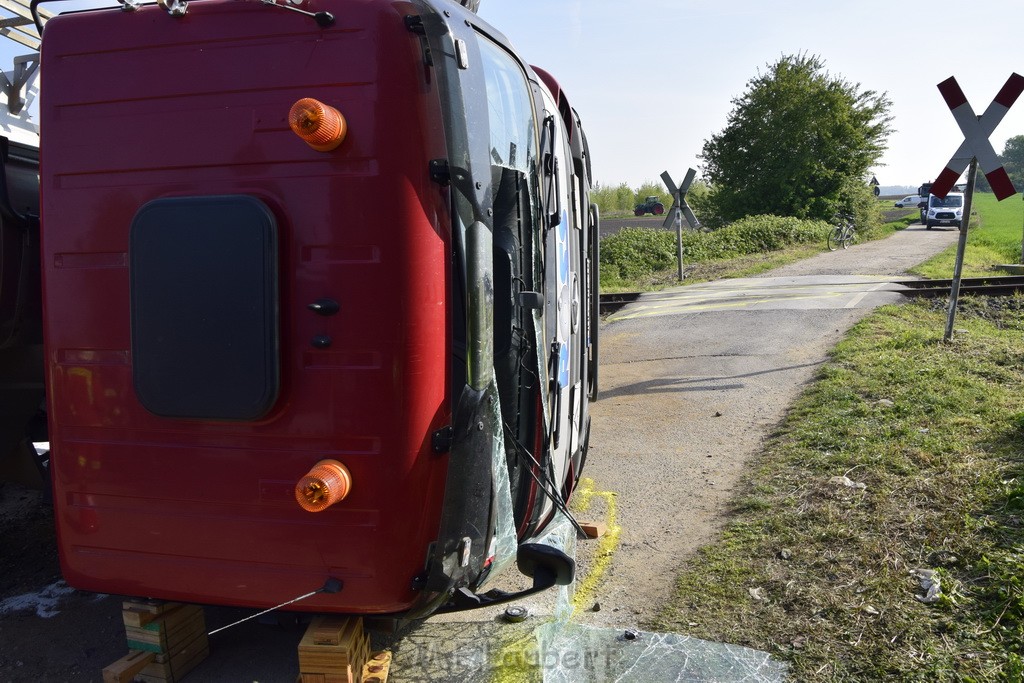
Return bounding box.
[897,275,1024,298]
[598,276,1024,316]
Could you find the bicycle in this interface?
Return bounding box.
[827,214,856,251]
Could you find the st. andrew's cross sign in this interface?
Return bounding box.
[932,73,1024,343]
[931,72,1024,200]
[661,168,701,280]
[661,169,700,230]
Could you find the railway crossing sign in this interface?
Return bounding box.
[931,72,1024,200]
[933,72,1024,343]
[661,168,701,281]
[661,168,700,230]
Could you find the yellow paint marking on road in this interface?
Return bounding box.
[491,478,622,682]
[569,477,621,616]
[492,628,541,683]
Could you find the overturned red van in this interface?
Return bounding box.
[35,0,597,619]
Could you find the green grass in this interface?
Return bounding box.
[913,193,1024,279]
[656,298,1024,680]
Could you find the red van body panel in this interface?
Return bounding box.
[41,0,452,612]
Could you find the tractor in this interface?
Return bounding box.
[634,195,665,216]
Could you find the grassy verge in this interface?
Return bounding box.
[656,195,1024,680]
[657,299,1024,680]
[913,193,1024,279]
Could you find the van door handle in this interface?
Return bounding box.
[307,298,340,316]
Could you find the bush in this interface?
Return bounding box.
[599,227,677,281]
[704,214,831,256]
[839,177,884,235]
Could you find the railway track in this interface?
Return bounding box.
[897,275,1024,297]
[598,275,1024,316]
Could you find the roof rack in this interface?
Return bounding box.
[0,0,52,50]
[0,0,48,143]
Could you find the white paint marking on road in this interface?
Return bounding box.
[844,282,890,309]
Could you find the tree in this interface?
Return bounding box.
[591,181,635,213]
[700,54,893,222]
[1003,134,1024,192]
[971,135,1021,193]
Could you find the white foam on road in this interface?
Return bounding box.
[0,580,76,618]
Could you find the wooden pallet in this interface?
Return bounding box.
[103,601,209,683]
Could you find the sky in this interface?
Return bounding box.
[3,0,1020,193]
[477,0,1024,192]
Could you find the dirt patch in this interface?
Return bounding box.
[0,483,125,681]
[0,485,58,598]
[881,207,918,223]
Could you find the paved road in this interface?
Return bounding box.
[0,225,958,682]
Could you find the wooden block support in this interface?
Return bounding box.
[122,600,173,628]
[103,650,156,683]
[362,651,392,683]
[125,604,205,654]
[106,600,209,683]
[298,616,371,683]
[579,520,608,539]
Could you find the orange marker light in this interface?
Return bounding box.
[288,98,347,152]
[295,459,352,512]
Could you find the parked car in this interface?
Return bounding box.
[895,195,926,208]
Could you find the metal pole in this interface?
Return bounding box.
[675,196,684,281]
[1020,193,1023,264]
[944,157,978,342]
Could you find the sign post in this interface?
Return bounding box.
[931,73,1023,342]
[661,168,700,282]
[943,158,977,342]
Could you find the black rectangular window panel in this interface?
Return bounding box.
[130,195,279,420]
